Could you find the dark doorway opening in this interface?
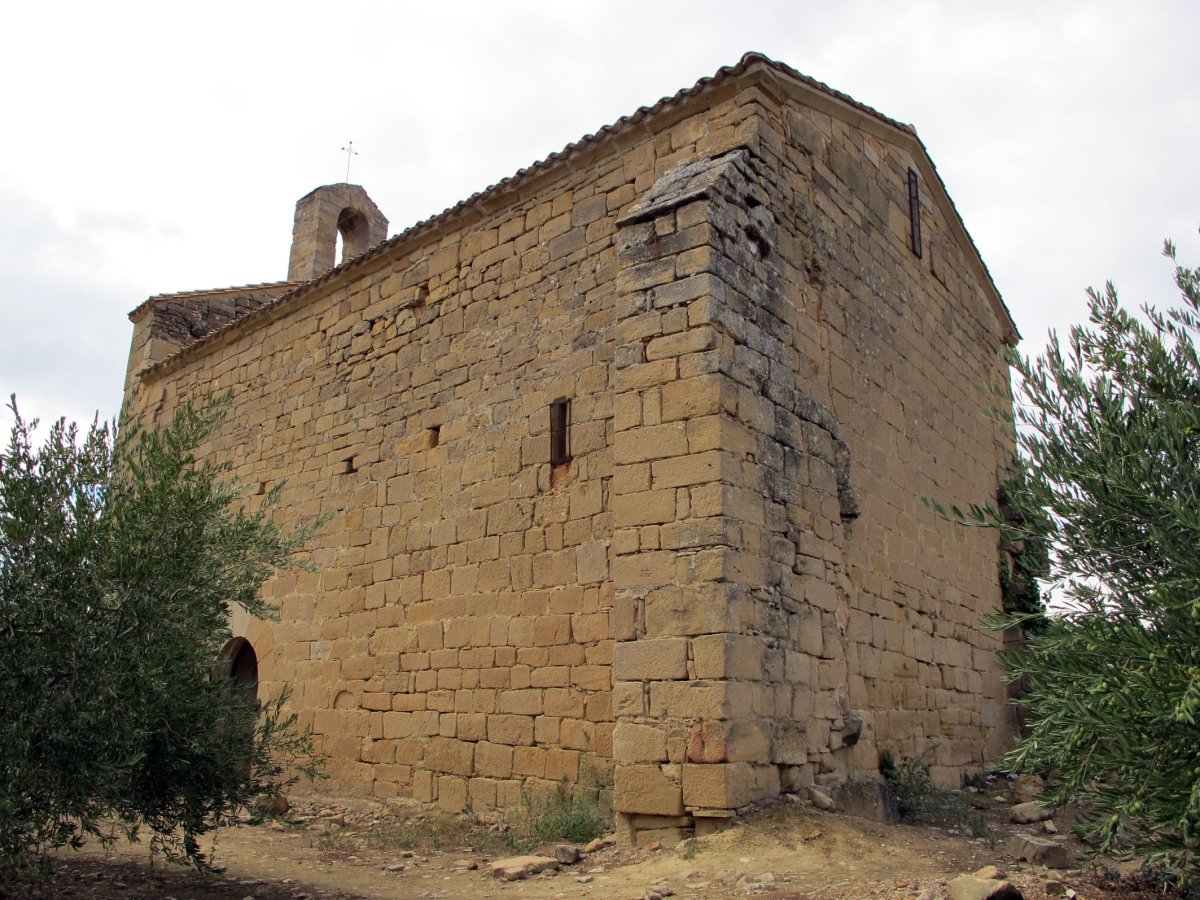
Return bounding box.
[224,637,259,712]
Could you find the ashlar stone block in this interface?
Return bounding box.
[425,737,474,776]
[682,761,774,810]
[612,638,689,681]
[691,633,764,680]
[613,722,669,763]
[614,765,684,816]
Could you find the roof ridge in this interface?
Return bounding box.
[138,51,1010,377]
[358,52,913,273]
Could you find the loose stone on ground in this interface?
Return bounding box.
[947,872,1024,900]
[1007,833,1074,869]
[488,855,560,881]
[1009,802,1054,824]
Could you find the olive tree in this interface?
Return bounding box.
[995,242,1200,880]
[0,395,320,873]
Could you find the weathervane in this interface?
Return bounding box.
[341,141,358,182]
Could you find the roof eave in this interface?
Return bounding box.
[127,280,303,321]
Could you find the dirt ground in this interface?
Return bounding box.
[3,794,1186,900]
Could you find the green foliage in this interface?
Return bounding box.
[879,748,992,839]
[512,778,606,849]
[362,825,419,852]
[0,394,321,874]
[991,242,1200,881]
[313,830,359,854]
[997,474,1052,626]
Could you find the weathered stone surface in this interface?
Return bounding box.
[489,855,559,880]
[947,874,1024,900]
[682,763,748,809]
[1010,801,1054,824]
[832,779,899,824]
[808,786,835,811]
[1010,774,1045,803]
[690,633,764,680]
[1006,834,1074,869]
[612,639,689,681]
[613,723,669,762]
[634,826,688,848]
[614,766,684,816]
[424,737,474,776]
[554,845,580,865]
[973,866,1005,880]
[583,835,615,853]
[617,150,749,226]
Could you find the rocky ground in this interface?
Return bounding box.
[3,779,1193,899]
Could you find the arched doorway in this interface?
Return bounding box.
[223,636,259,713]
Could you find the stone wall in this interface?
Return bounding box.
[774,98,1014,785]
[603,103,1011,842]
[125,59,1014,844]
[128,82,769,819]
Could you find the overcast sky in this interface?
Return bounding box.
[2,0,1197,430]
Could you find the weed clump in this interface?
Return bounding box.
[363,812,510,854]
[313,830,358,854]
[511,779,606,849]
[879,748,993,840]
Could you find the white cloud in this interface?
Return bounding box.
[2,0,1198,428]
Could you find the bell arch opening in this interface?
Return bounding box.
[337,207,370,263]
[287,184,388,281]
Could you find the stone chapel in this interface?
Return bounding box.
[122,52,1019,846]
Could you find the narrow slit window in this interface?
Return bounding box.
[427,425,441,448]
[550,399,571,466]
[907,168,922,258]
